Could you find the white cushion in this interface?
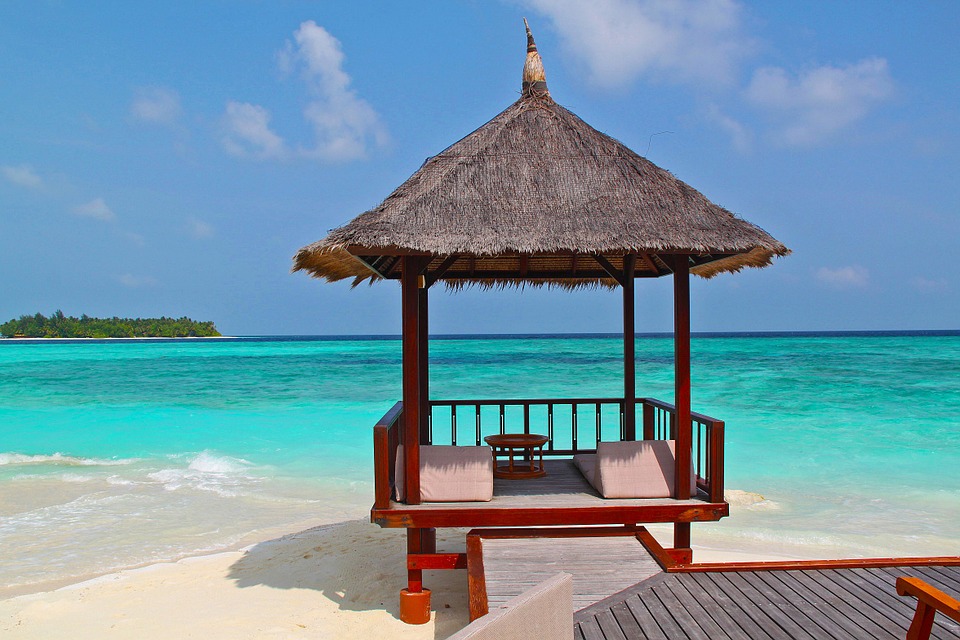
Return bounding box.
[594,440,697,499]
[572,454,597,489]
[394,445,494,502]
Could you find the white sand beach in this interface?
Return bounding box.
[0,515,809,640]
[0,520,471,639]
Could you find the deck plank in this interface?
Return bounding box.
[594,609,628,640]
[678,574,752,640]
[624,588,687,640]
[766,570,883,639]
[618,595,668,640]
[647,580,710,640]
[793,570,897,640]
[720,571,817,639]
[573,564,960,640]
[607,601,644,639]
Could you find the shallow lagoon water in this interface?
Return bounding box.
[1,334,958,594]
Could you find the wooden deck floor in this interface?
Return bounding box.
[481,534,663,611]
[373,460,727,528]
[574,565,960,640]
[403,459,707,509]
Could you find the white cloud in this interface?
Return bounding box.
[222,21,387,163]
[73,197,116,222]
[131,87,182,126]
[124,231,146,247]
[911,276,948,292]
[816,265,869,289]
[284,20,388,161]
[1,164,42,188]
[523,0,749,87]
[222,102,287,159]
[705,105,752,152]
[117,274,157,288]
[187,217,214,239]
[746,58,894,146]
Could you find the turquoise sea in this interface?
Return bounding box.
[1,333,958,596]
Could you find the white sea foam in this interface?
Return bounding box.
[0,452,137,467]
[186,451,252,474]
[59,473,94,483]
[147,451,260,496]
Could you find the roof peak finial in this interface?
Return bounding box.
[522,18,549,99]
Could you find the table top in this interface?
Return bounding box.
[484,433,549,448]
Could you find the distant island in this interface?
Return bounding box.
[0,311,221,339]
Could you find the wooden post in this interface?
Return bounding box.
[418,281,430,445]
[401,257,426,506]
[400,257,432,625]
[399,527,431,624]
[623,254,637,441]
[673,256,692,553]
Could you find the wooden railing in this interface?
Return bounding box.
[427,397,627,456]
[642,398,725,503]
[897,576,960,640]
[373,398,725,506]
[373,402,403,509]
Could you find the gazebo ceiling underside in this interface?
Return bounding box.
[293,95,789,290]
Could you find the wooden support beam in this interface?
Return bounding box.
[406,528,424,592]
[407,553,468,570]
[466,534,488,621]
[623,254,636,441]
[424,254,459,287]
[672,255,692,552]
[592,254,625,286]
[639,252,659,275]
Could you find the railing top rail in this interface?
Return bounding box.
[428,398,626,406]
[375,401,404,429]
[641,397,724,426]
[427,397,723,426]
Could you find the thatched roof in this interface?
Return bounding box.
[293,23,787,288]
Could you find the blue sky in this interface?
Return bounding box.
[2,1,958,335]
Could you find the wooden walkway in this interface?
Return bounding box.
[574,564,960,639]
[480,534,662,611]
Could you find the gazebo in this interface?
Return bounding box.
[294,23,787,624]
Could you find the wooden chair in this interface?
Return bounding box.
[896,576,960,640]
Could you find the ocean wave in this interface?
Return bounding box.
[0,452,138,467]
[148,451,260,497]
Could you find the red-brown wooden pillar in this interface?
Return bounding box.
[400,256,432,624]
[673,256,692,555]
[623,254,637,441]
[401,256,424,506]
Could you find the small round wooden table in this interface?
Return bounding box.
[484,433,549,479]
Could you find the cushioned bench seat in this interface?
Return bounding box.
[395,445,494,502]
[573,440,697,499]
